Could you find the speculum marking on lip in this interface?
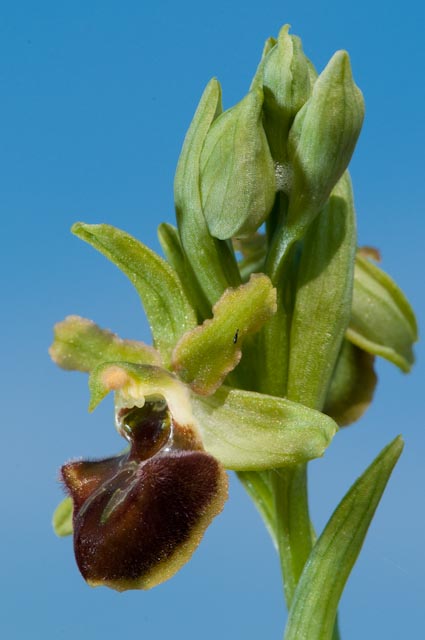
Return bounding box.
[61,399,228,590]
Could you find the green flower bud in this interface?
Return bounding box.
[200,89,275,240]
[287,50,365,233]
[262,24,313,164]
[348,251,418,372]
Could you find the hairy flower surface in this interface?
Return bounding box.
[62,399,227,590]
[52,274,337,590]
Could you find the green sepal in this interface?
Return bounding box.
[249,35,277,92]
[200,89,275,240]
[72,223,197,366]
[271,465,314,605]
[262,24,313,164]
[324,339,377,427]
[348,253,418,372]
[172,274,277,395]
[174,79,241,305]
[287,172,357,410]
[284,436,403,640]
[306,58,319,85]
[49,315,161,373]
[191,385,338,470]
[52,496,73,537]
[157,222,210,320]
[287,50,365,234]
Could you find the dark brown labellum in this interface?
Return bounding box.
[61,401,228,590]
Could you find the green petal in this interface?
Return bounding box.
[287,172,357,410]
[72,223,197,366]
[347,252,418,372]
[200,88,275,239]
[324,340,377,427]
[52,496,73,537]
[174,79,241,305]
[191,386,338,470]
[284,436,403,640]
[172,274,277,395]
[49,315,161,373]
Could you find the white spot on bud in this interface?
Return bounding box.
[275,162,292,194]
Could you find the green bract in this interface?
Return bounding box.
[174,79,241,307]
[157,222,208,319]
[51,23,416,637]
[287,172,357,410]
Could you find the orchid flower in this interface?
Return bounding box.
[50,226,337,591]
[51,24,417,638]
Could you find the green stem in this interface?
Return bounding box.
[272,466,342,640]
[271,464,313,606]
[238,466,341,639]
[237,194,343,637]
[237,470,277,549]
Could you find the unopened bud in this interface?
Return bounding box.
[287,50,365,233]
[200,89,275,239]
[262,24,313,163]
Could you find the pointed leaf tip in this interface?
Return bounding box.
[287,49,364,234]
[284,436,403,640]
[174,78,242,305]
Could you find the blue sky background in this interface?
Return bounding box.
[1,1,424,638]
